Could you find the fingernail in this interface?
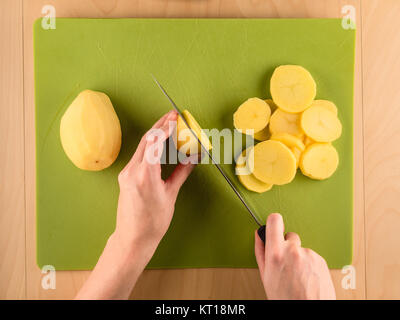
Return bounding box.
[169,110,178,118]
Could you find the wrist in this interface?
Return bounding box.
[106,230,159,270]
[76,233,153,300]
[113,222,163,252]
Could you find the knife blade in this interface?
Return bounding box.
[151,75,266,242]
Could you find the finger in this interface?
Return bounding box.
[285,232,301,247]
[142,113,177,171]
[166,161,196,196]
[266,213,285,254]
[123,112,172,170]
[127,111,176,167]
[254,230,265,276]
[140,111,177,163]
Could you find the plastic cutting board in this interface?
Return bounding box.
[34,18,355,270]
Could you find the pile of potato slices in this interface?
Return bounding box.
[234,65,342,193]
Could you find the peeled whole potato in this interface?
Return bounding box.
[269,109,304,138]
[300,143,339,180]
[248,140,297,185]
[235,147,272,193]
[301,105,342,142]
[60,90,121,171]
[270,65,316,113]
[176,110,212,155]
[233,98,271,134]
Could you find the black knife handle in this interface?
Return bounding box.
[257,225,266,244]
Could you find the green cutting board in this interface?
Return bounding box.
[34,18,354,270]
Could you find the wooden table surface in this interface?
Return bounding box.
[1,0,399,300]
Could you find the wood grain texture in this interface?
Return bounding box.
[362,0,400,299]
[21,0,364,299]
[0,0,26,300]
[329,0,365,300]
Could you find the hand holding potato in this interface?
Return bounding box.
[255,213,336,300]
[76,111,195,299]
[116,110,196,249]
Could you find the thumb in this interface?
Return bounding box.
[255,230,266,278]
[166,161,196,196]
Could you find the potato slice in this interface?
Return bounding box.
[270,65,316,113]
[237,169,273,193]
[312,100,338,116]
[304,135,331,148]
[300,143,339,180]
[303,136,315,147]
[269,109,304,138]
[301,105,342,142]
[248,140,297,185]
[270,132,305,151]
[234,98,271,134]
[177,110,212,155]
[235,146,272,193]
[235,146,253,172]
[254,127,270,141]
[291,147,302,168]
[265,99,278,112]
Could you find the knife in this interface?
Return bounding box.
[152,75,266,243]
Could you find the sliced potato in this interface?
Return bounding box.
[270,132,305,151]
[301,105,342,142]
[237,170,273,193]
[304,135,331,148]
[235,146,272,192]
[312,100,338,116]
[300,143,339,180]
[303,135,315,147]
[235,146,253,173]
[254,127,270,141]
[291,147,302,168]
[177,110,212,155]
[233,98,271,134]
[235,148,247,167]
[270,65,316,113]
[248,140,297,185]
[265,99,278,112]
[269,109,304,138]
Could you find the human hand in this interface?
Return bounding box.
[115,110,196,256]
[255,213,336,300]
[76,111,195,300]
